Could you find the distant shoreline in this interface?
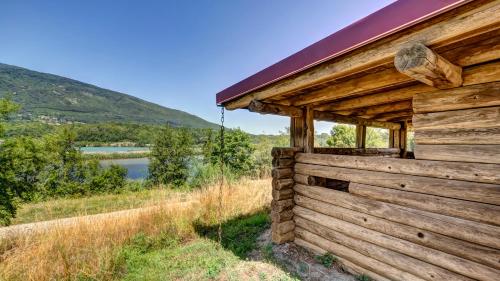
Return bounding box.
[83,151,150,160]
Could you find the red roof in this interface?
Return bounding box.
[216,0,471,105]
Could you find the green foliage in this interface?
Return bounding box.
[326,124,389,148]
[0,63,218,128]
[148,126,194,187]
[356,274,372,281]
[315,252,338,268]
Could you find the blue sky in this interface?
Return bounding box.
[1,0,393,134]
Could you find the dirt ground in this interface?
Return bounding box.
[249,228,357,281]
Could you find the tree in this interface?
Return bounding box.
[148,126,194,187]
[326,124,356,147]
[208,128,255,175]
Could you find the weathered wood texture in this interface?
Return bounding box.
[413,106,500,130]
[415,127,500,145]
[395,43,462,89]
[248,100,303,117]
[314,110,401,130]
[305,107,314,153]
[414,144,500,164]
[313,147,400,157]
[294,206,500,280]
[270,147,301,244]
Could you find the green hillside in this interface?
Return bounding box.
[0,63,217,128]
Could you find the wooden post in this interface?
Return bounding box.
[356,125,366,148]
[305,106,314,153]
[290,117,304,148]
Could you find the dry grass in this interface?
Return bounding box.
[0,178,272,281]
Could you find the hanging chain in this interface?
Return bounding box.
[217,106,225,245]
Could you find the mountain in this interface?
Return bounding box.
[0,63,218,129]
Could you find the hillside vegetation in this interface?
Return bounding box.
[0,63,217,128]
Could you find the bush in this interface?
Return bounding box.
[148,126,194,187]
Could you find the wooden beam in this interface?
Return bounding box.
[413,81,500,113]
[395,43,462,89]
[224,1,500,109]
[313,111,401,130]
[290,117,305,148]
[305,106,314,153]
[248,100,303,117]
[316,60,500,111]
[334,100,412,117]
[373,110,413,122]
[415,127,500,145]
[413,106,500,130]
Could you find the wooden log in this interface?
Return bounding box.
[272,178,294,190]
[271,168,293,179]
[272,230,294,244]
[271,147,302,158]
[295,152,500,186]
[295,230,425,281]
[295,238,392,281]
[335,100,412,118]
[248,100,303,117]
[305,106,314,153]
[293,174,316,186]
[316,60,500,112]
[313,147,400,157]
[395,43,462,89]
[272,188,294,200]
[413,106,500,130]
[294,206,500,280]
[373,110,413,122]
[272,220,295,235]
[349,182,500,226]
[313,110,401,130]
[271,209,294,223]
[293,183,500,249]
[415,127,500,145]
[271,199,294,213]
[414,144,500,164]
[296,218,475,281]
[294,160,500,204]
[413,81,500,113]
[295,195,500,269]
[272,157,294,168]
[225,1,500,110]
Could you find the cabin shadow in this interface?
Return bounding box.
[194,208,271,259]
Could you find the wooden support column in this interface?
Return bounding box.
[290,116,305,148]
[395,43,462,89]
[305,106,314,153]
[356,125,366,148]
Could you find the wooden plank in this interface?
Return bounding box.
[294,206,500,280]
[295,153,500,186]
[248,100,303,117]
[415,127,500,145]
[271,168,293,179]
[272,157,294,168]
[271,199,294,212]
[313,147,400,156]
[295,238,393,281]
[271,209,293,223]
[272,220,294,235]
[413,106,500,130]
[415,144,500,164]
[295,219,474,281]
[271,147,302,158]
[305,106,314,153]
[335,100,412,117]
[313,110,401,130]
[294,183,500,249]
[316,60,500,112]
[349,182,500,226]
[413,81,500,113]
[295,230,426,281]
[395,43,462,89]
[295,195,500,270]
[224,1,500,109]
[272,188,294,200]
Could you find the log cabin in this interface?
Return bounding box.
[216,0,500,280]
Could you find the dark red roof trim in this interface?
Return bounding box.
[216,0,471,105]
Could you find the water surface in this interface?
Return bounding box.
[100,158,149,179]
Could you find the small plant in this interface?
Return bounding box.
[315,252,338,268]
[356,274,372,281]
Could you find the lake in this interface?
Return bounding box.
[100,158,150,179]
[80,146,149,154]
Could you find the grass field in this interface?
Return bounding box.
[0,178,298,281]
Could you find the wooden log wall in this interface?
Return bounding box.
[413,81,500,164]
[292,152,500,281]
[271,147,302,244]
